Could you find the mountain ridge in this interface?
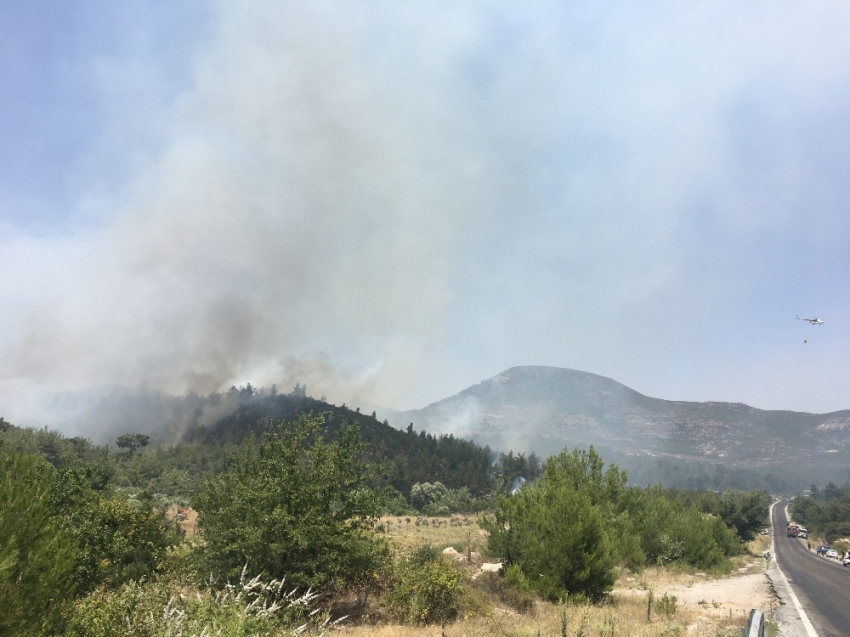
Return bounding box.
[369,365,850,480]
[9,365,850,485]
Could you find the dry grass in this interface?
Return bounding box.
[376,515,487,554]
[748,533,771,556]
[346,517,763,636]
[337,590,749,636]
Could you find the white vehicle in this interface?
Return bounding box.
[843,552,850,567]
[797,315,825,325]
[826,548,840,559]
[799,528,808,539]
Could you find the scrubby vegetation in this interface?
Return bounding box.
[194,415,387,588]
[0,405,770,635]
[0,386,538,507]
[382,546,477,624]
[665,487,772,541]
[62,567,336,637]
[482,447,750,602]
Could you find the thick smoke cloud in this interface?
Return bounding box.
[3,1,850,434]
[1,3,470,408]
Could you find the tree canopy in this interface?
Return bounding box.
[0,448,76,636]
[116,433,150,456]
[193,414,387,588]
[482,446,750,601]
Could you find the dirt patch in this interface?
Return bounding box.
[615,560,778,634]
[167,504,198,537]
[663,571,773,617]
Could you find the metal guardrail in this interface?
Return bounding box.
[743,609,764,637]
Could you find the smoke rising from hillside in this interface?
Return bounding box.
[3,1,850,433]
[1,4,470,411]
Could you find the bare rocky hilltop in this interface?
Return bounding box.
[373,366,850,479]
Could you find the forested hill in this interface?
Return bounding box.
[2,382,809,495]
[180,389,496,495]
[0,388,542,501]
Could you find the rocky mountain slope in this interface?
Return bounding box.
[374,366,850,476]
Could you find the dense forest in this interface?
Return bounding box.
[0,387,542,508]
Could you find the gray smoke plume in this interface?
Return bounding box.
[3,1,850,435]
[1,3,471,416]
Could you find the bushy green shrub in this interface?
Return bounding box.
[656,592,677,616]
[383,486,415,515]
[666,488,770,541]
[410,544,442,565]
[383,548,481,624]
[409,481,489,515]
[481,447,621,601]
[483,447,748,602]
[49,464,181,593]
[792,491,850,543]
[422,485,488,515]
[0,449,76,636]
[194,414,387,588]
[619,486,743,570]
[410,481,450,510]
[470,567,535,613]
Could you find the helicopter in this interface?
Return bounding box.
[797,315,825,326]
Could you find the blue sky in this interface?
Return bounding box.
[2,1,850,421]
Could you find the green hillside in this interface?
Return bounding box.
[0,389,533,502]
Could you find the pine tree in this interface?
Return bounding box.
[0,449,75,635]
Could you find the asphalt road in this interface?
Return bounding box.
[773,499,850,636]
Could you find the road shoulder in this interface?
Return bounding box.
[765,558,818,637]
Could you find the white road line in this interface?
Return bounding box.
[772,560,820,637]
[771,500,819,637]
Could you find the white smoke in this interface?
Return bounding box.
[3,1,850,432]
[1,3,473,410]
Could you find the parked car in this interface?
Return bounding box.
[826,548,840,559]
[817,545,829,555]
[799,528,808,539]
[843,553,850,567]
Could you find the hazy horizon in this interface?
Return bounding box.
[4,2,850,433]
